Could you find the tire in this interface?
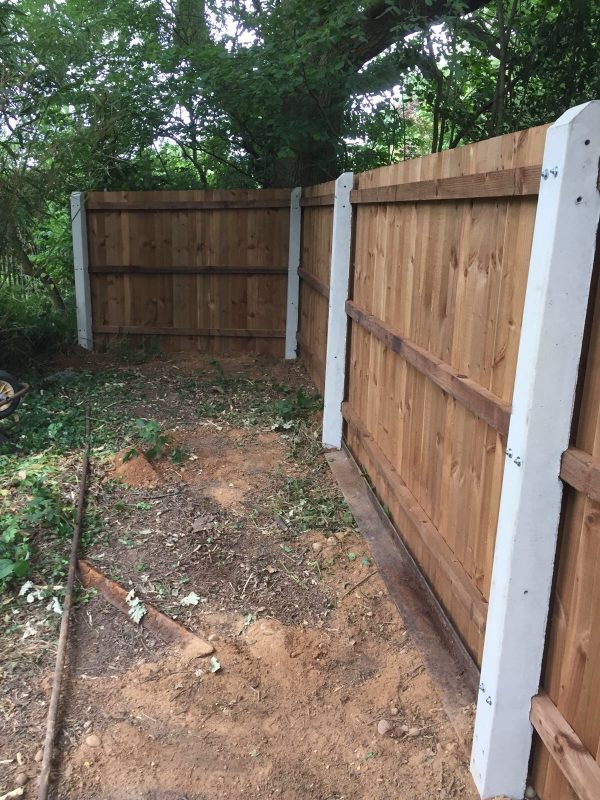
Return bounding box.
[0,371,22,419]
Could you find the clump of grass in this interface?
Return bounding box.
[0,369,147,592]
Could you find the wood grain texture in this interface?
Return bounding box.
[89,265,288,275]
[86,189,290,355]
[531,694,600,800]
[350,164,541,204]
[298,268,330,299]
[343,401,488,634]
[297,180,335,392]
[300,194,335,208]
[344,123,548,662]
[560,447,600,502]
[346,300,511,435]
[94,326,285,338]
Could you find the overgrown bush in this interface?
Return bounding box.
[0,282,75,369]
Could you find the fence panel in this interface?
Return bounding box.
[85,189,290,355]
[343,125,549,662]
[297,181,335,392]
[531,237,600,800]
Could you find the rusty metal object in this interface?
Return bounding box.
[77,560,214,656]
[38,410,90,800]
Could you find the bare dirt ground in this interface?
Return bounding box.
[0,351,478,800]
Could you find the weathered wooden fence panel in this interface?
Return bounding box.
[343,125,548,662]
[85,189,290,355]
[297,181,335,392]
[531,236,600,800]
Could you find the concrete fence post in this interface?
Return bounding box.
[70,192,93,351]
[470,101,600,799]
[322,172,354,449]
[285,187,302,359]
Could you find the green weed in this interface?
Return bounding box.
[126,419,167,461]
[274,476,354,534]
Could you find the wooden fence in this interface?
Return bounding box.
[74,189,291,355]
[291,107,600,800]
[72,102,600,800]
[345,128,547,662]
[297,126,546,662]
[296,180,335,392]
[530,236,600,800]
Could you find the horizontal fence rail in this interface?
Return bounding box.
[350,164,541,204]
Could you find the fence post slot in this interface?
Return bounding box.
[470,101,600,799]
[285,187,302,359]
[70,191,93,351]
[322,172,354,449]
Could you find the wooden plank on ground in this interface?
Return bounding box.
[531,693,600,800]
[346,300,511,436]
[78,560,214,654]
[326,446,478,752]
[350,165,541,205]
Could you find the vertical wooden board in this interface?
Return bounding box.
[87,211,105,268]
[297,188,334,390]
[171,209,191,267]
[173,274,197,330]
[104,274,125,327]
[90,274,106,326]
[224,275,247,330]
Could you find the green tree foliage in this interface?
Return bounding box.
[0,0,599,334]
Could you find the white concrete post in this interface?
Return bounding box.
[70,192,93,350]
[322,172,354,449]
[285,187,302,359]
[471,101,600,798]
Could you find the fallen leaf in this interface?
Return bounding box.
[125,589,147,624]
[180,592,200,606]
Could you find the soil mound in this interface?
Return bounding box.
[111,449,158,488]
